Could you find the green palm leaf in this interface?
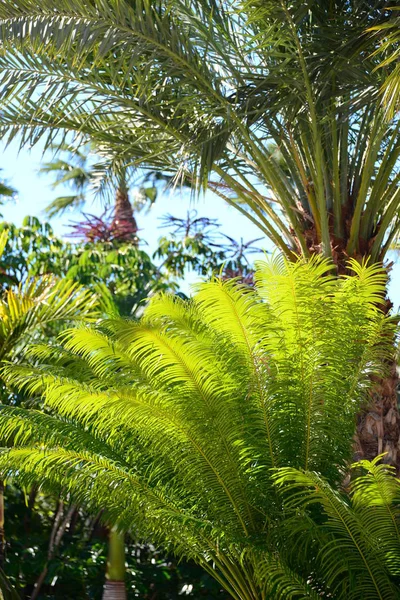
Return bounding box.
[0,2,398,261]
[272,462,400,599]
[0,256,395,598]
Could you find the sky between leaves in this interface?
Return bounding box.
[1,139,400,307]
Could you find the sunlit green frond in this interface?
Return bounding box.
[0,229,8,258]
[368,10,400,119]
[351,456,400,576]
[0,276,99,361]
[274,468,398,600]
[256,552,322,599]
[0,256,395,598]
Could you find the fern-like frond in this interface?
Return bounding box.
[0,256,396,598]
[272,467,399,599]
[0,277,99,361]
[351,456,400,576]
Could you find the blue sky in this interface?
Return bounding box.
[1,139,400,308]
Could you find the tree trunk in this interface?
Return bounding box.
[30,502,75,600]
[111,186,138,245]
[102,582,127,600]
[355,356,400,471]
[102,529,127,600]
[308,236,400,472]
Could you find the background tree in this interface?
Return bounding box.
[155,211,260,282]
[40,143,160,220]
[0,215,172,317]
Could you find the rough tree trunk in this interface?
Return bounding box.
[111,186,138,245]
[102,582,127,600]
[102,529,127,600]
[0,481,5,568]
[304,228,400,472]
[355,334,400,471]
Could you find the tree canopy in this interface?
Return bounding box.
[0,1,399,264]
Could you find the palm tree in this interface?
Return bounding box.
[102,529,127,600]
[0,256,397,599]
[0,0,398,466]
[41,144,140,244]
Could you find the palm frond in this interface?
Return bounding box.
[351,456,400,576]
[0,1,398,260]
[0,277,99,361]
[273,463,400,600]
[0,256,395,598]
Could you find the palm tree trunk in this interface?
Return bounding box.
[102,529,127,600]
[111,183,138,245]
[355,356,400,470]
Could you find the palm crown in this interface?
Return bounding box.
[0,256,398,598]
[0,1,399,264]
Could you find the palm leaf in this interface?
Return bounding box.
[0,2,398,260]
[0,256,395,598]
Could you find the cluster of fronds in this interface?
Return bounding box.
[0,256,398,598]
[0,1,400,262]
[0,230,99,365]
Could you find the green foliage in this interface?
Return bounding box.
[0,215,258,317]
[155,213,232,278]
[272,457,400,599]
[0,256,396,598]
[0,217,171,317]
[0,567,19,600]
[155,231,225,278]
[4,486,227,599]
[0,2,399,261]
[368,11,400,120]
[0,215,252,597]
[0,228,99,366]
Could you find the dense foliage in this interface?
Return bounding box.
[0,2,400,597]
[0,229,99,365]
[0,1,399,265]
[0,256,397,598]
[0,214,255,317]
[0,216,168,317]
[0,215,250,598]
